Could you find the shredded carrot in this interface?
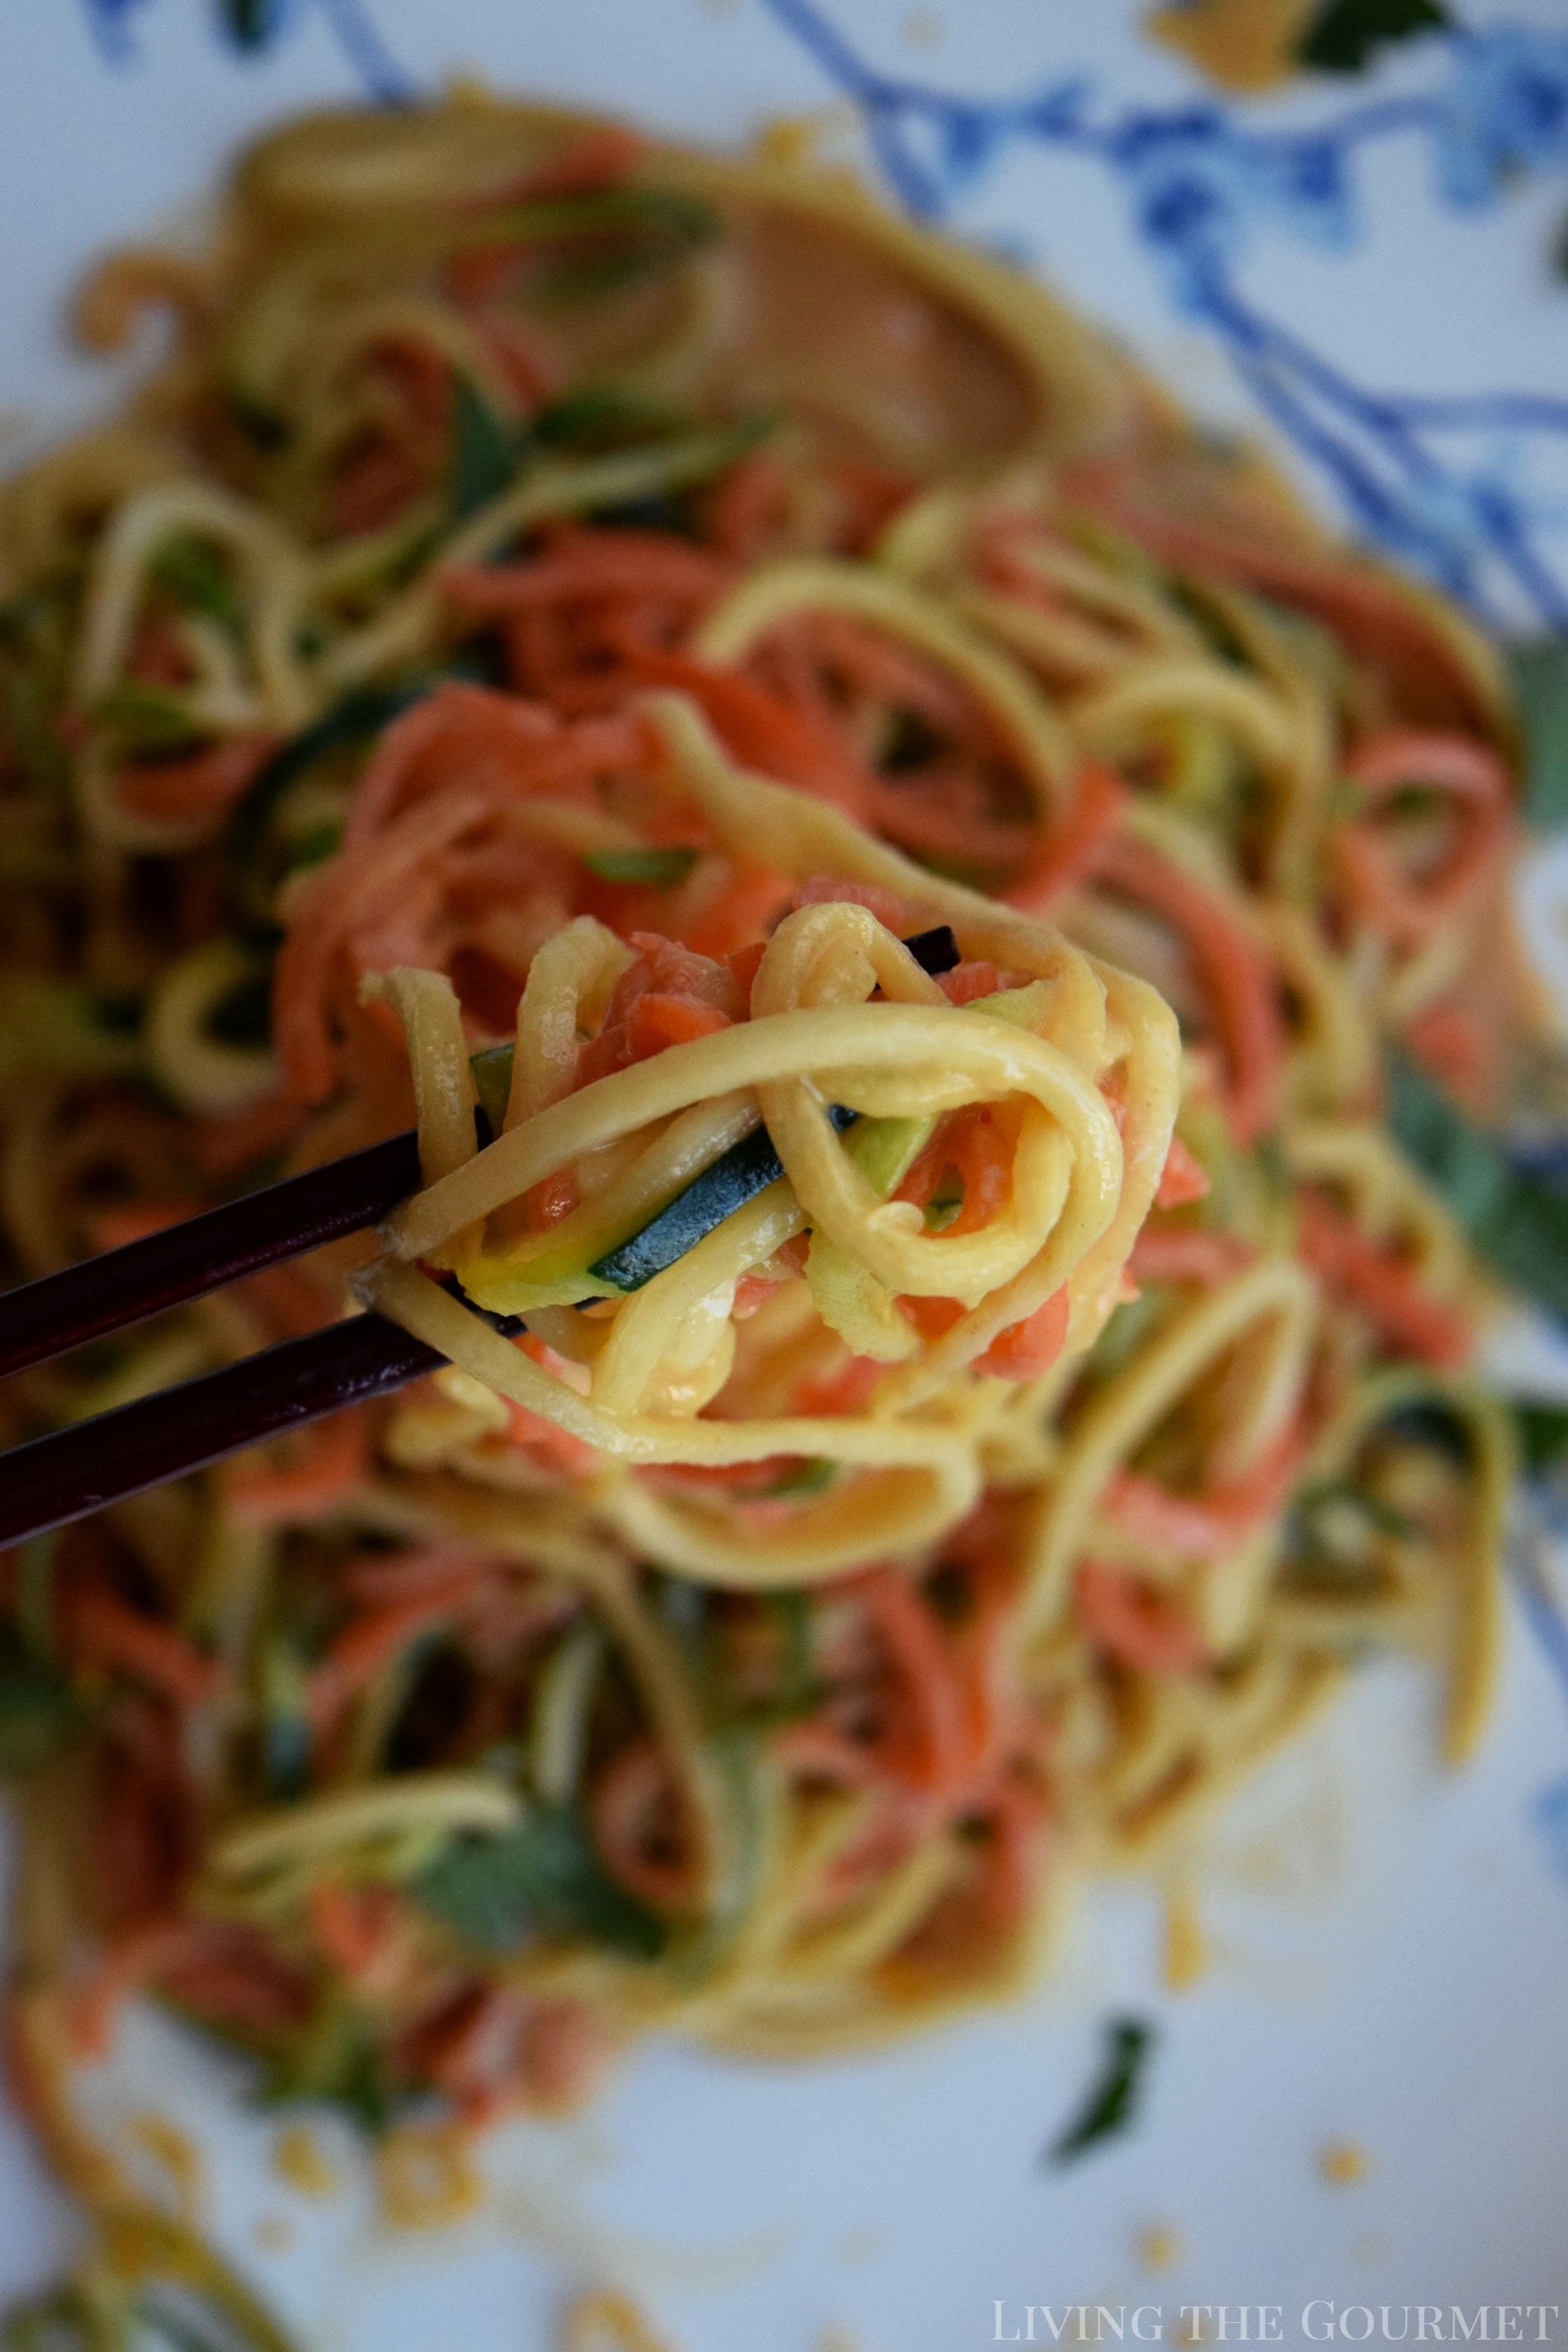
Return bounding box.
[329,436,427,536]
[574,933,740,1083]
[959,1777,1045,1934]
[723,938,769,1003]
[790,874,909,930]
[628,650,873,818]
[823,455,917,552]
[1095,832,1285,1145]
[677,861,796,961]
[1336,729,1511,950]
[307,1880,402,1980]
[1104,1419,1304,1559]
[1155,1135,1210,1208]
[732,1268,783,1317]
[938,960,1008,1005]
[626,991,733,1056]
[1062,463,1503,735]
[1127,1223,1255,1287]
[116,734,276,824]
[340,682,560,855]
[306,1589,455,1738]
[896,1104,1013,1240]
[68,1924,200,2059]
[898,1292,969,1342]
[525,1168,580,1230]
[1401,995,1493,1099]
[276,689,645,1102]
[1296,1189,1473,1371]
[503,1396,597,1477]
[792,1354,886,1416]
[705,448,790,560]
[61,1588,224,1711]
[128,613,194,686]
[227,1402,369,1529]
[590,1740,698,1910]
[444,530,728,614]
[974,1285,1070,1379]
[1008,759,1128,910]
[151,1927,313,2038]
[1075,1561,1207,1676]
[87,1200,200,1252]
[851,1568,971,1802]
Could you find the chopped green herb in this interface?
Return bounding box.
[1379,782,1447,823]
[12,1534,59,1661]
[93,682,206,757]
[0,977,142,1081]
[486,187,719,255]
[149,535,241,626]
[450,376,521,522]
[1508,638,1568,831]
[413,1802,667,1959]
[253,1993,407,2132]
[512,187,720,309]
[1045,2015,1156,2167]
[530,244,680,309]
[529,386,687,456]
[282,819,342,872]
[1296,0,1448,73]
[1513,1400,1568,1479]
[0,1628,77,1778]
[469,1042,516,1138]
[0,596,73,799]
[589,490,699,537]
[758,1458,838,1500]
[1386,1051,1568,1325]
[764,1589,815,1701]
[582,845,700,886]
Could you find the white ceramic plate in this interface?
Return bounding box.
[6,6,1568,2345]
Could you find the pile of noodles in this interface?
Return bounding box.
[0,96,1527,2305]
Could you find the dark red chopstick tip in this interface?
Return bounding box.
[0,1313,442,1552]
[0,1129,422,1383]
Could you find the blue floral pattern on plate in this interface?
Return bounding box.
[82,0,1568,629]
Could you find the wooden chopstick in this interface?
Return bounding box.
[0,1131,421,1382]
[0,1313,441,1550]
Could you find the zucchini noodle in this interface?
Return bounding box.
[0,91,1540,2326]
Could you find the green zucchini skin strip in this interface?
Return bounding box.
[585,925,959,1292]
[454,928,960,1303]
[588,1105,857,1292]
